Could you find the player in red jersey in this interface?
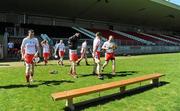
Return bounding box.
[68,33,80,78]
[21,29,40,85]
[55,40,65,66]
[77,40,89,66]
[101,35,117,75]
[41,40,50,65]
[92,32,103,79]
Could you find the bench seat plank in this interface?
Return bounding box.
[51,73,164,101]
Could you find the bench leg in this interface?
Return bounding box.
[151,78,159,86]
[66,98,75,111]
[120,86,126,93]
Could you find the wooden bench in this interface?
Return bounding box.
[51,73,164,110]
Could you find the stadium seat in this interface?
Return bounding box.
[88,29,143,45]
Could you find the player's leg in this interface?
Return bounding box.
[77,53,84,65]
[93,52,102,78]
[92,52,98,74]
[24,54,34,84]
[58,51,61,65]
[25,63,31,84]
[102,53,109,72]
[102,60,109,72]
[95,59,102,79]
[60,51,64,65]
[69,51,72,74]
[93,62,97,74]
[30,63,34,82]
[69,50,78,78]
[60,57,64,65]
[44,57,47,65]
[111,53,116,75]
[58,51,64,66]
[84,53,89,65]
[72,61,77,78]
[72,52,78,78]
[43,53,47,65]
[46,53,49,65]
[112,59,116,75]
[69,62,73,75]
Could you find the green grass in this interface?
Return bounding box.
[0,53,180,111]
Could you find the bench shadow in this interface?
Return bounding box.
[0,80,74,89]
[64,81,169,111]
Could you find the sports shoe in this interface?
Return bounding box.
[72,72,78,78]
[27,82,30,86]
[98,75,103,79]
[73,74,78,78]
[29,77,34,85]
[92,71,97,75]
[101,67,104,72]
[57,61,60,65]
[111,72,116,75]
[77,62,80,66]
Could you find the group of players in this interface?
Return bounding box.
[21,29,117,85]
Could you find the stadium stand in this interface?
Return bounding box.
[123,31,172,45]
[0,22,14,34]
[140,33,178,45]
[20,24,90,39]
[113,30,155,45]
[168,35,180,40]
[124,32,158,43]
[88,28,144,45]
[149,33,180,44]
[163,35,180,41]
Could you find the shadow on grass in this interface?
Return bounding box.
[65,64,94,67]
[77,64,94,66]
[80,71,138,79]
[0,84,38,89]
[64,65,72,67]
[116,71,138,74]
[0,64,10,66]
[0,80,74,89]
[102,73,133,79]
[37,80,74,86]
[35,64,58,66]
[64,81,169,111]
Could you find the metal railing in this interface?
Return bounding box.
[0,44,4,59]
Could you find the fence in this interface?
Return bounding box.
[0,44,4,59]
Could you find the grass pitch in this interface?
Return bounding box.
[0,53,180,111]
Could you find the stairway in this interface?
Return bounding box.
[72,27,106,42]
[40,34,54,45]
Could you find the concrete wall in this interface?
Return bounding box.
[115,46,180,55]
